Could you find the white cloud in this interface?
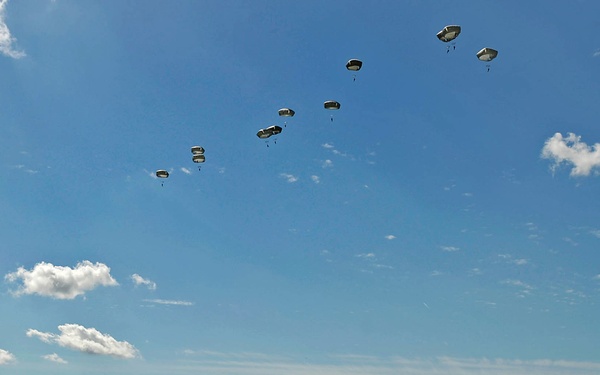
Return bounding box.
[355,253,376,259]
[42,353,68,364]
[440,246,459,252]
[143,299,194,306]
[594,50,600,57]
[384,235,396,240]
[0,0,25,59]
[322,143,335,149]
[27,324,139,359]
[181,167,192,175]
[0,349,16,365]
[322,159,333,168]
[279,173,298,183]
[311,175,320,184]
[131,273,157,291]
[541,132,600,176]
[5,261,118,299]
[593,274,600,281]
[590,229,600,238]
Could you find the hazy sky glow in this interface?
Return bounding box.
[1,1,600,374]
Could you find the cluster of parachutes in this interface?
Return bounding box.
[436,25,498,71]
[254,58,361,147]
[155,146,206,185]
[154,25,498,184]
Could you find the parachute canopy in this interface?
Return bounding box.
[192,154,206,163]
[324,100,341,110]
[256,125,283,139]
[346,59,363,71]
[476,47,498,61]
[436,25,461,42]
[156,170,169,178]
[278,108,295,117]
[191,146,205,155]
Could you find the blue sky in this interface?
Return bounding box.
[1,0,600,373]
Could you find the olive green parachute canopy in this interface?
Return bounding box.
[278,108,295,117]
[191,146,205,155]
[156,170,169,178]
[346,59,363,71]
[324,100,341,110]
[256,125,283,139]
[436,25,461,42]
[476,47,498,61]
[192,154,206,163]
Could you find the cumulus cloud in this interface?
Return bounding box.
[311,175,320,184]
[541,132,600,176]
[0,0,26,59]
[27,324,139,359]
[143,299,194,306]
[322,159,333,168]
[384,235,396,240]
[42,353,68,364]
[131,274,157,291]
[0,349,16,365]
[5,261,119,299]
[279,173,298,183]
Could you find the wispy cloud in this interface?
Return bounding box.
[0,349,16,365]
[384,235,396,240]
[155,354,600,375]
[541,132,600,176]
[440,246,459,252]
[311,175,320,184]
[27,324,139,359]
[502,279,534,297]
[42,353,68,364]
[322,159,333,168]
[5,261,118,299]
[594,50,600,57]
[280,173,298,183]
[0,0,26,59]
[181,167,192,175]
[143,298,194,306]
[131,273,157,291]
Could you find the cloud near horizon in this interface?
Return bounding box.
[42,353,68,364]
[0,0,25,59]
[541,132,600,176]
[27,324,139,359]
[5,261,119,299]
[0,349,16,365]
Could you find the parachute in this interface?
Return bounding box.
[278,108,295,117]
[278,108,295,127]
[476,47,498,71]
[192,154,206,163]
[324,100,340,122]
[156,169,169,186]
[346,59,363,71]
[191,146,205,155]
[437,25,461,52]
[346,59,362,81]
[257,125,283,147]
[156,170,169,178]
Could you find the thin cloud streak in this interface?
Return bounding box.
[162,355,600,375]
[143,299,194,306]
